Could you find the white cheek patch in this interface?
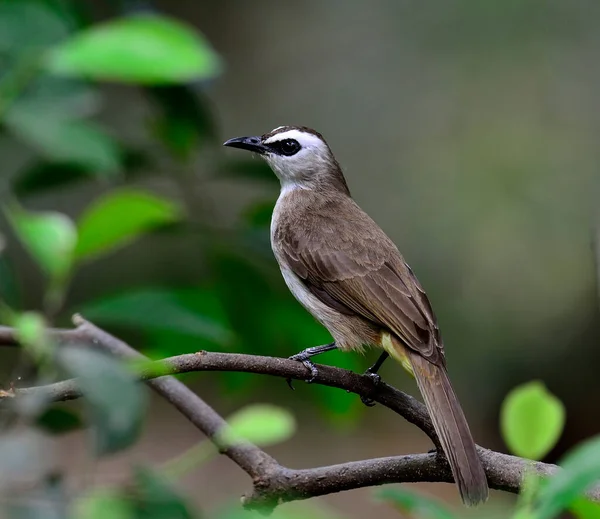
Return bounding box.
[265,151,311,182]
[264,129,326,151]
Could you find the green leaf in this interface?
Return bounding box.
[217,404,296,448]
[6,205,76,281]
[80,287,233,347]
[58,346,147,455]
[515,469,543,516]
[513,511,536,519]
[46,14,222,84]
[75,189,183,262]
[74,489,133,519]
[36,407,83,435]
[570,497,600,519]
[14,311,46,348]
[501,381,565,460]
[132,466,196,519]
[13,311,51,360]
[376,487,458,519]
[5,109,121,174]
[535,435,600,519]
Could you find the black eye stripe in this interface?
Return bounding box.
[267,138,301,156]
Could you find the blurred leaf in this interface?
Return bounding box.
[0,2,70,55]
[152,116,198,161]
[513,511,536,519]
[13,311,50,360]
[501,381,565,460]
[217,404,296,448]
[75,188,183,262]
[41,0,89,30]
[0,256,20,308]
[216,158,278,185]
[215,501,344,519]
[243,199,276,228]
[377,487,458,519]
[80,287,233,347]
[211,253,275,355]
[6,474,68,519]
[148,86,217,158]
[74,489,133,519]
[7,76,101,121]
[6,205,76,281]
[262,298,355,425]
[312,350,363,426]
[46,14,222,84]
[140,286,234,357]
[14,162,92,197]
[515,470,543,518]
[5,108,121,174]
[0,430,52,490]
[208,254,282,395]
[14,148,153,197]
[265,297,331,355]
[571,497,600,519]
[132,466,197,519]
[160,440,216,481]
[534,435,600,519]
[36,407,83,435]
[58,346,147,455]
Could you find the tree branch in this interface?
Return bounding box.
[0,318,593,511]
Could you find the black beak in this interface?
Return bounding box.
[223,135,268,155]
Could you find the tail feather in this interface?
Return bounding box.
[409,352,489,506]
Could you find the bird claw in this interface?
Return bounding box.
[360,371,382,407]
[287,353,319,388]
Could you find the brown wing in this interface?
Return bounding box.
[277,198,444,365]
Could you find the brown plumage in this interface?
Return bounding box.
[223,126,489,506]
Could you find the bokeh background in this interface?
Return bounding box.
[1,1,600,518]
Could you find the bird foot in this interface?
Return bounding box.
[286,352,319,389]
[360,370,382,407]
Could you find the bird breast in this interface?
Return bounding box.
[270,192,379,352]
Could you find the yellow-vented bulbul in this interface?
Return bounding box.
[223,126,488,505]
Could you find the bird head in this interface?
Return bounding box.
[223,126,348,194]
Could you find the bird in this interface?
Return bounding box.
[223,125,489,506]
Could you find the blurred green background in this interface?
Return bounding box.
[1,1,600,518]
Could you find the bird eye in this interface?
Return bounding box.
[277,139,301,156]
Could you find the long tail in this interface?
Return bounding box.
[409,351,489,506]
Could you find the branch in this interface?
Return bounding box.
[0,318,276,487]
[0,318,592,511]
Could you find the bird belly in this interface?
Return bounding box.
[277,263,376,352]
